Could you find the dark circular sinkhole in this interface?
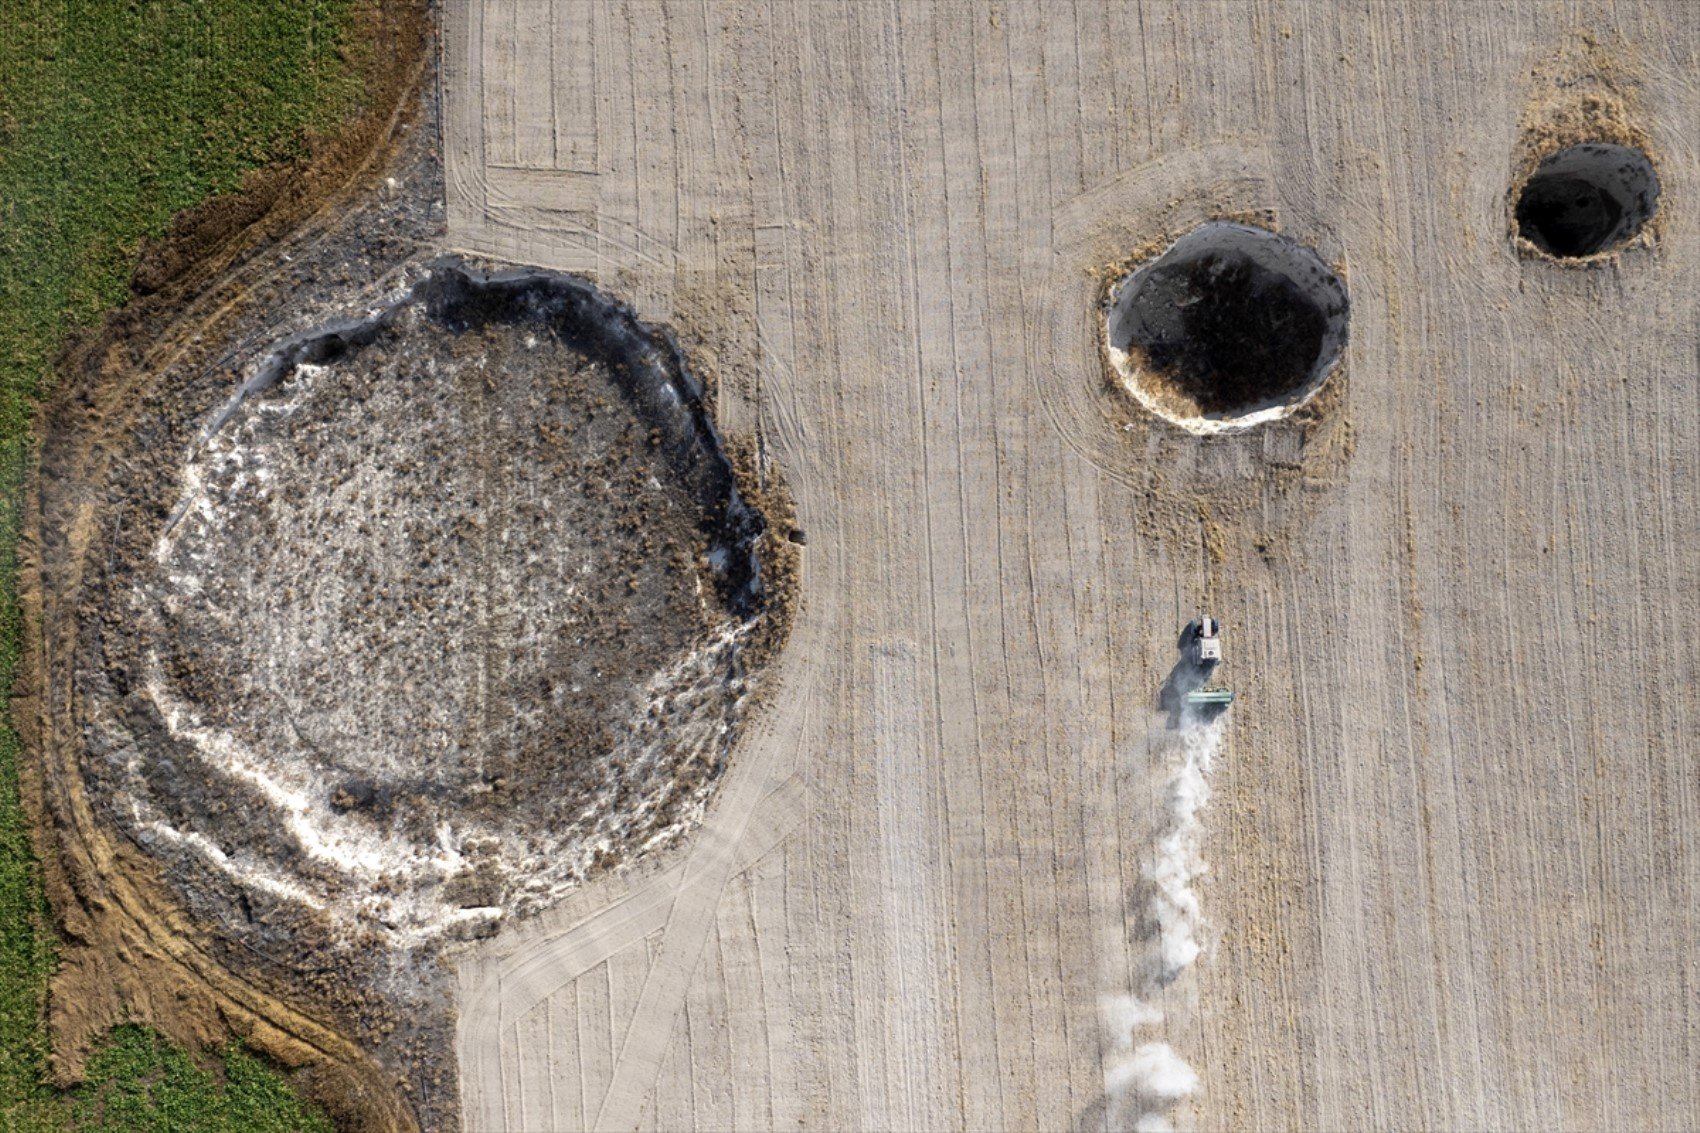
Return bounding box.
[1515,143,1659,259]
[1105,221,1349,431]
[77,257,778,953]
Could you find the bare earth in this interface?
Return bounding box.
[444,3,1700,1130]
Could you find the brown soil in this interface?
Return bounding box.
[1508,33,1661,261]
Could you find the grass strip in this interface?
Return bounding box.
[70,1026,335,1133]
[0,1,367,1127]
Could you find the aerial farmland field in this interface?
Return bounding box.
[10,2,1700,1131]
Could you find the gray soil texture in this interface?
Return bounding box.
[102,265,758,949]
[47,85,775,1127]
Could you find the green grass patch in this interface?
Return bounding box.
[70,1026,335,1133]
[0,1,368,1128]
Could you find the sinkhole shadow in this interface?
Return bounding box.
[1106,221,1348,427]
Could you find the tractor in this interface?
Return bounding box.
[1160,614,1234,726]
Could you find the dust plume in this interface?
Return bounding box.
[1105,1041,1201,1102]
[1099,715,1224,1130]
[1146,720,1222,979]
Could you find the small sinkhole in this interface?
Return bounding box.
[1514,143,1659,259]
[1104,221,1349,433]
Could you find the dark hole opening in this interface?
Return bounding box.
[1515,143,1659,258]
[1109,222,1349,418]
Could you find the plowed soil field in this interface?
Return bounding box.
[444,3,1700,1131]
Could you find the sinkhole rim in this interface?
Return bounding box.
[1103,220,1350,436]
[1513,142,1661,261]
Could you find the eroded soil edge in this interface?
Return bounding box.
[18,10,793,1131]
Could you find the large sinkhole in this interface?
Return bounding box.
[79,260,769,949]
[1515,143,1659,259]
[1105,221,1349,433]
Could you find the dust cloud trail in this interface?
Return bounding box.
[1101,716,1225,1130]
[1147,720,1222,980]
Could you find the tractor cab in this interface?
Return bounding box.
[1194,615,1222,664]
[1162,614,1234,726]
